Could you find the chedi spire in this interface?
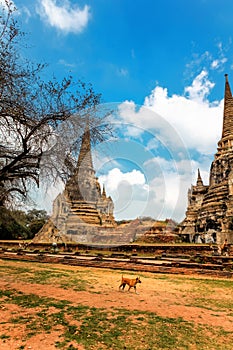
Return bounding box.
[221,74,233,140]
[77,118,94,171]
[196,168,203,186]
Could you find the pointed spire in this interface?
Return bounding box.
[221,74,233,139]
[102,184,106,198]
[224,74,232,99]
[76,117,94,171]
[196,168,203,186]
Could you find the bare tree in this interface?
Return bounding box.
[0,1,110,206]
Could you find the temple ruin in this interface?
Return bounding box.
[35,120,119,243]
[53,121,114,225]
[180,74,233,244]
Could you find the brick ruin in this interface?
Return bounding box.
[180,74,233,244]
[54,122,114,223]
[35,120,119,243]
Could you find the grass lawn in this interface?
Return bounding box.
[0,259,232,349]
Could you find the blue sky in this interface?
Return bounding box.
[7,0,233,221]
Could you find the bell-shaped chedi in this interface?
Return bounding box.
[180,75,233,244]
[180,169,208,238]
[49,119,115,239]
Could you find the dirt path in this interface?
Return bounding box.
[0,266,232,330]
[0,264,232,349]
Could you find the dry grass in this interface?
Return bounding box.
[0,259,232,349]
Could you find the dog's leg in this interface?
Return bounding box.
[119,283,126,291]
[119,277,123,290]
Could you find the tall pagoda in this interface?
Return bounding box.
[51,120,115,239]
[180,74,233,244]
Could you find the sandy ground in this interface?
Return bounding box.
[0,263,232,349]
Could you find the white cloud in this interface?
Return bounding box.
[185,42,229,77]
[96,158,191,221]
[185,51,212,79]
[97,159,194,221]
[37,0,90,34]
[99,168,146,192]
[118,70,223,155]
[211,58,227,70]
[210,42,228,71]
[99,168,149,219]
[146,138,160,151]
[143,157,201,221]
[184,70,215,101]
[92,150,121,173]
[112,70,226,221]
[145,70,223,155]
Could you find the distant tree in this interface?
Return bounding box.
[139,216,155,222]
[116,219,132,225]
[0,208,48,240]
[0,207,29,239]
[10,209,27,227]
[26,209,48,222]
[25,209,48,237]
[0,0,111,207]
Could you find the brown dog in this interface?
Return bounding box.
[119,276,141,293]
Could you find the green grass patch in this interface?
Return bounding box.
[0,260,232,349]
[0,333,10,340]
[0,262,91,292]
[185,297,233,311]
[0,287,232,349]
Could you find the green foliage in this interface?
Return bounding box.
[0,206,48,239]
[0,206,29,239]
[24,209,48,237]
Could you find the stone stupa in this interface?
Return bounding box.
[180,74,233,244]
[35,119,116,243]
